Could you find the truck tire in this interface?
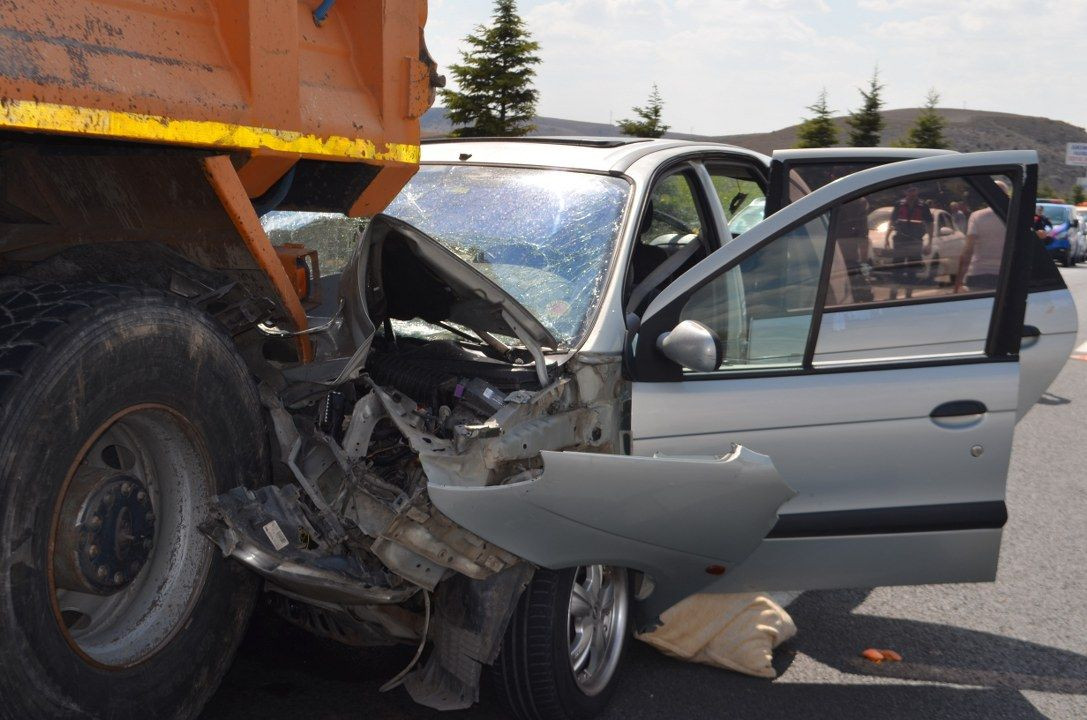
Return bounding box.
[0,284,265,720]
[492,565,630,720]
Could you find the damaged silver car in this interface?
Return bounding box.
[207,140,1075,720]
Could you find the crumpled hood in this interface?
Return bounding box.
[336,214,558,354]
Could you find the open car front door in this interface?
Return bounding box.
[628,151,1039,601]
[431,151,1040,623]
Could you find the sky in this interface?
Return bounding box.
[426,0,1086,137]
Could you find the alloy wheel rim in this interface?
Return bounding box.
[567,565,628,696]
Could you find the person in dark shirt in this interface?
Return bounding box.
[884,185,933,298]
[1032,206,1053,239]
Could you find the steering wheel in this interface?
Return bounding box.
[652,208,697,235]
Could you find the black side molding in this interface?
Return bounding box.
[768,501,1008,539]
[1022,325,1040,338]
[931,400,987,418]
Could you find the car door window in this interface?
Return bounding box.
[673,172,1016,374]
[628,170,710,315]
[680,214,829,370]
[824,175,1007,308]
[641,173,702,247]
[815,174,1012,365]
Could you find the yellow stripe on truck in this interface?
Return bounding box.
[0,99,420,164]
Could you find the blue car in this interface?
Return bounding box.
[1039,202,1084,267]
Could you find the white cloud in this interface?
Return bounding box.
[426,0,1087,135]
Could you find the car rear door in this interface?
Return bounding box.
[629,151,1039,596]
[763,147,1076,418]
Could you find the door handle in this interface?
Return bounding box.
[930,400,987,418]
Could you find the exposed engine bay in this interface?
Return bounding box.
[202,215,625,709]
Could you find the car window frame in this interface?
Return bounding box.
[623,158,723,306]
[629,156,1035,383]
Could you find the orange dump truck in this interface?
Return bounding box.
[0,2,439,717]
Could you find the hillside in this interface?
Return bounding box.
[421,107,1087,193]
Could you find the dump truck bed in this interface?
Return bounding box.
[0,0,436,215]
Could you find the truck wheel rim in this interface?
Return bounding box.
[49,405,214,668]
[567,565,628,696]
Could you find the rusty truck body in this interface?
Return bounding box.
[0,3,452,718]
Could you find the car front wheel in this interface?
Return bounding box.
[492,565,631,720]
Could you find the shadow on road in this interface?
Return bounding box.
[202,588,1084,720]
[786,589,1087,696]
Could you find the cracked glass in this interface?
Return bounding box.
[385,165,630,347]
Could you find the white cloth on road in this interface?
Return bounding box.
[637,592,796,679]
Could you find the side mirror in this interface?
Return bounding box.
[657,320,722,372]
[1072,219,1080,228]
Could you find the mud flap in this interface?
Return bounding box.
[427,445,795,621]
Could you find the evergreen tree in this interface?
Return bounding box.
[846,68,885,147]
[902,89,950,149]
[617,85,670,138]
[440,0,541,137]
[1070,183,1085,205]
[796,89,838,148]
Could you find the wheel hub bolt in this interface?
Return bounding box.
[113,571,125,584]
[121,481,133,496]
[96,566,108,580]
[87,544,99,558]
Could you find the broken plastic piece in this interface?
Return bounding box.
[861,648,886,663]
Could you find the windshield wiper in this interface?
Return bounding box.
[436,321,513,358]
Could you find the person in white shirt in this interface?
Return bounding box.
[955,205,1005,292]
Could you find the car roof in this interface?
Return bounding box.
[419,136,766,173]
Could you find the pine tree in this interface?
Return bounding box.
[796,89,838,148]
[440,0,541,138]
[846,68,885,147]
[902,89,950,149]
[617,85,670,138]
[1070,184,1085,205]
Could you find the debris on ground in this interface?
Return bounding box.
[861,648,903,663]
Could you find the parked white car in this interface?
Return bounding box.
[868,205,966,283]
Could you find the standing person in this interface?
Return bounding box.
[956,205,1005,292]
[884,185,933,299]
[831,195,873,301]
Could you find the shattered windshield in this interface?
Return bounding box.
[384,165,630,347]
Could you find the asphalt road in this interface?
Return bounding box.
[202,268,1087,720]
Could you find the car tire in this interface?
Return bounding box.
[1063,250,1074,268]
[492,565,630,720]
[0,284,264,720]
